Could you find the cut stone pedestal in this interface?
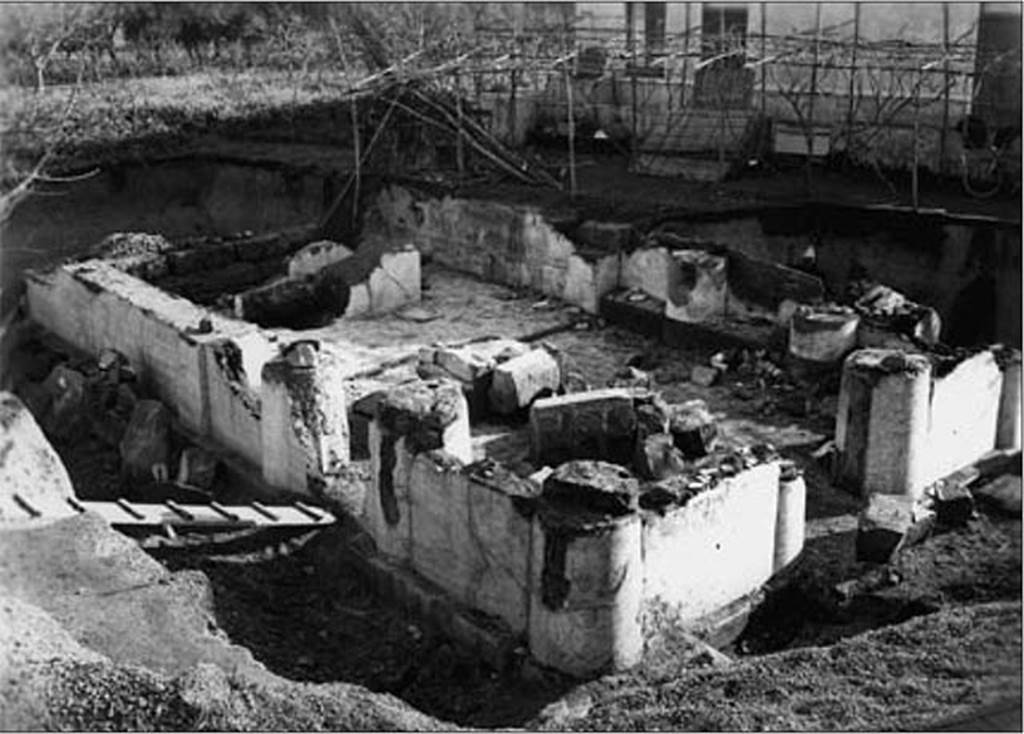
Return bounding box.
[260,341,350,496]
[835,350,932,497]
[528,504,644,677]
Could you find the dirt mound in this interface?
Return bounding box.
[534,600,1022,731]
[0,514,449,730]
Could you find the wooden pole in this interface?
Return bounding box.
[351,96,361,222]
[846,3,860,141]
[456,69,465,180]
[939,3,951,174]
[760,1,767,116]
[681,2,691,108]
[509,39,519,145]
[628,2,638,159]
[912,80,921,210]
[565,52,577,196]
[806,2,822,194]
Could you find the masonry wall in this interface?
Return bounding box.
[659,209,1022,347]
[21,260,347,497]
[642,462,781,622]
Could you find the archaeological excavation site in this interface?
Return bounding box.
[0,2,1021,731]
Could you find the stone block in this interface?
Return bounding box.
[287,240,353,279]
[634,433,687,481]
[642,461,780,622]
[529,388,636,466]
[0,391,75,521]
[835,350,932,497]
[773,462,806,574]
[543,460,640,516]
[665,250,728,324]
[39,365,89,441]
[726,251,824,317]
[599,289,665,338]
[928,349,1003,487]
[165,243,237,276]
[364,425,415,561]
[176,447,220,491]
[489,349,561,415]
[463,462,538,633]
[376,379,472,464]
[996,349,1021,450]
[260,343,350,495]
[435,338,530,419]
[563,253,621,314]
[408,451,474,599]
[233,274,348,328]
[622,247,672,303]
[197,334,269,468]
[973,473,1022,516]
[120,399,172,482]
[409,455,537,635]
[529,507,644,677]
[669,400,717,459]
[575,220,637,253]
[854,284,943,348]
[689,364,721,387]
[367,247,421,315]
[789,305,860,364]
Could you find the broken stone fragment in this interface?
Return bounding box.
[925,467,978,527]
[665,249,728,324]
[856,492,936,564]
[377,379,471,461]
[634,397,671,439]
[542,460,640,516]
[668,400,717,459]
[972,473,1022,516]
[489,349,561,415]
[689,364,721,387]
[176,446,220,491]
[607,366,653,391]
[40,364,89,441]
[287,240,353,279]
[119,399,172,482]
[634,433,688,481]
[432,338,530,418]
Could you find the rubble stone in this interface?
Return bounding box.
[119,399,172,481]
[972,473,1022,516]
[176,447,220,490]
[665,250,728,324]
[40,365,89,441]
[856,492,935,563]
[287,240,354,279]
[543,460,641,516]
[489,349,561,415]
[669,400,717,459]
[634,433,688,481]
[690,364,721,387]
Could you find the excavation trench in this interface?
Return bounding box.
[4,154,1022,728]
